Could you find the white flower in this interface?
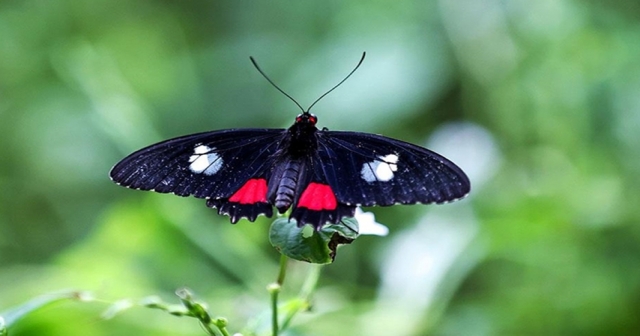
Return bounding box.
[354,207,389,236]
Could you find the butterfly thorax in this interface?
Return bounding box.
[286,112,318,157]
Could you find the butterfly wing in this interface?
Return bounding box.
[312,130,470,207]
[110,127,470,227]
[110,129,285,222]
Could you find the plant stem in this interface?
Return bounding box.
[280,264,322,331]
[299,264,322,300]
[270,288,279,336]
[270,254,288,336]
[199,322,221,336]
[277,253,288,285]
[218,325,231,336]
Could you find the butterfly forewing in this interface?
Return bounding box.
[110,129,284,200]
[313,131,470,207]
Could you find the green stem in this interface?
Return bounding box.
[199,322,221,336]
[213,318,231,336]
[269,254,289,336]
[270,288,279,336]
[299,264,322,300]
[277,254,288,285]
[217,326,231,336]
[280,264,322,331]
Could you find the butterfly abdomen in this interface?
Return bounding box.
[271,160,304,214]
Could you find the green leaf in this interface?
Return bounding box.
[0,290,91,331]
[101,299,135,320]
[269,217,359,264]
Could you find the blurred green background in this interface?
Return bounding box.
[2,0,640,335]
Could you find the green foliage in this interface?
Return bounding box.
[269,218,359,264]
[0,291,91,335]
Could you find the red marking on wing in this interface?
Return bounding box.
[297,183,337,211]
[229,178,268,204]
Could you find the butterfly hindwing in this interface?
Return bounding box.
[313,131,470,207]
[289,179,356,228]
[110,129,284,221]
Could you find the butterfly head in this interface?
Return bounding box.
[295,112,318,126]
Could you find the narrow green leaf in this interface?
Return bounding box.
[0,290,91,329]
[101,299,135,320]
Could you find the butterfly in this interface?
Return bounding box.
[109,53,470,230]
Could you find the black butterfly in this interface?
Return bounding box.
[109,53,470,230]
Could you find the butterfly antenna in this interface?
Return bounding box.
[250,56,305,113]
[306,52,366,112]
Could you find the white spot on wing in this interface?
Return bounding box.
[189,145,223,175]
[361,154,399,182]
